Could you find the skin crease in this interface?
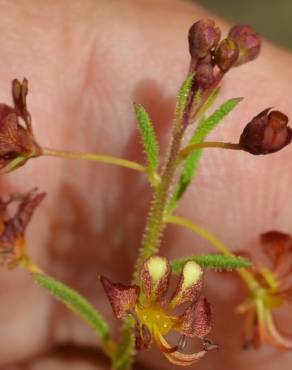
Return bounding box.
[1,0,292,369]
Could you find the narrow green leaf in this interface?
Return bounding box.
[190,97,242,143]
[34,273,110,343]
[171,254,252,274]
[169,97,242,211]
[134,104,159,173]
[175,73,195,122]
[113,316,136,370]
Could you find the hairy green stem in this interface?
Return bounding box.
[133,128,185,281]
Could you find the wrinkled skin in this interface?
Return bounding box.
[1,0,292,369]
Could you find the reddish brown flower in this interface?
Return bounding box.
[0,189,45,268]
[229,24,261,65]
[239,108,292,155]
[0,79,42,174]
[237,231,292,350]
[101,256,217,366]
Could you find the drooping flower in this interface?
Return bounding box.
[0,79,42,173]
[0,189,46,268]
[100,256,217,366]
[239,108,292,155]
[237,231,292,349]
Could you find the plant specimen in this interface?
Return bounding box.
[0,18,291,370]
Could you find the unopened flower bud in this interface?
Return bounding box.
[239,108,292,155]
[188,19,221,59]
[229,25,261,65]
[215,37,239,72]
[196,61,215,89]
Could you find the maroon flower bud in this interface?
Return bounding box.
[215,37,239,72]
[188,19,221,59]
[239,108,292,155]
[196,61,215,89]
[229,25,261,65]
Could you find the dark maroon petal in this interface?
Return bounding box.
[12,78,30,127]
[176,297,212,338]
[261,231,292,268]
[239,109,292,155]
[100,275,139,319]
[135,323,152,350]
[140,256,171,303]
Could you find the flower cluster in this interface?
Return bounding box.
[0,79,41,173]
[238,231,292,349]
[0,189,45,268]
[188,20,260,90]
[101,256,217,366]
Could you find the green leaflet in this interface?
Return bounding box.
[171,254,252,274]
[113,316,136,370]
[34,273,110,343]
[169,96,242,211]
[175,73,195,123]
[134,104,159,173]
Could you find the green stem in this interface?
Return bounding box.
[42,147,146,173]
[179,141,242,159]
[133,128,185,281]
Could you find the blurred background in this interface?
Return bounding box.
[191,0,292,49]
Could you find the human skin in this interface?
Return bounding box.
[0,0,292,369]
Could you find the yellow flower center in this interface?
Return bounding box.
[135,304,175,335]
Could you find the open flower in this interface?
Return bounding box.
[239,108,292,155]
[237,231,292,349]
[0,189,46,268]
[100,256,217,366]
[0,79,42,173]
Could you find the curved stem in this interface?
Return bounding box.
[42,147,146,173]
[165,214,258,290]
[179,141,243,159]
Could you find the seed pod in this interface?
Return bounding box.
[239,109,292,155]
